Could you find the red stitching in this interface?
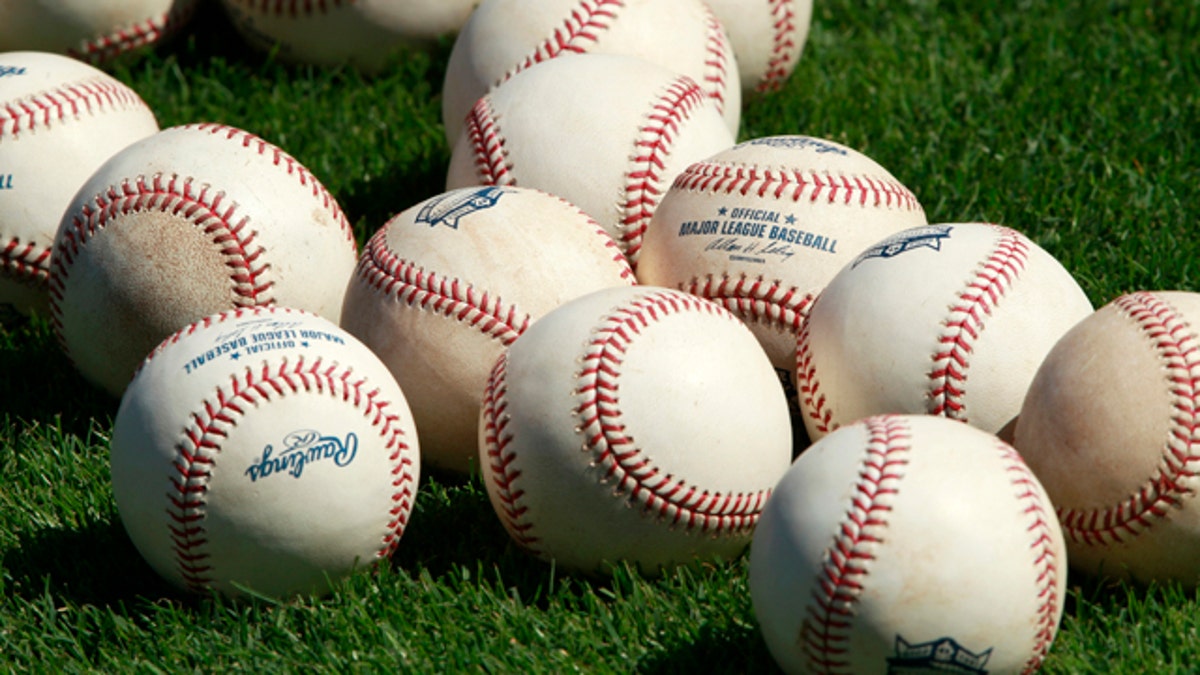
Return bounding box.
[181,123,355,244]
[47,175,274,356]
[681,273,813,336]
[224,0,353,17]
[480,352,543,553]
[759,0,800,92]
[927,226,1029,420]
[1056,292,1200,546]
[622,76,707,263]
[575,289,770,534]
[799,415,910,673]
[701,6,731,116]
[1,237,52,286]
[997,442,1064,674]
[168,352,416,592]
[796,306,835,435]
[495,0,623,88]
[353,229,530,345]
[672,162,922,211]
[0,77,150,140]
[68,2,200,62]
[464,97,514,187]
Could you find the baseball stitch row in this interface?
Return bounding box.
[480,353,543,553]
[169,355,416,591]
[495,0,623,88]
[997,442,1063,674]
[672,162,923,211]
[575,290,770,534]
[760,0,800,92]
[184,123,356,244]
[1056,291,1200,546]
[465,98,512,187]
[685,274,813,336]
[700,8,731,115]
[228,0,352,17]
[796,308,833,433]
[927,226,1029,420]
[0,77,149,139]
[1,237,52,284]
[70,4,199,63]
[623,77,707,263]
[798,415,910,674]
[355,233,530,345]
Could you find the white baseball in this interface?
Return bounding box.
[705,0,813,93]
[111,306,420,599]
[446,53,735,265]
[441,0,740,145]
[340,185,635,474]
[797,223,1094,441]
[49,123,358,397]
[479,285,792,575]
[750,414,1067,675]
[219,0,480,72]
[0,0,199,62]
[637,135,928,376]
[0,51,159,315]
[1014,290,1200,585]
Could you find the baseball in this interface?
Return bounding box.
[479,285,792,575]
[0,51,159,316]
[797,223,1094,441]
[1013,290,1200,585]
[749,414,1067,675]
[110,305,420,599]
[219,0,480,72]
[340,185,635,474]
[446,53,735,265]
[636,135,927,380]
[440,0,741,145]
[0,0,199,62]
[705,0,813,93]
[49,123,358,397]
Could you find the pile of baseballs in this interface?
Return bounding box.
[5,1,1195,673]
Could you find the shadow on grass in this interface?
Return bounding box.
[637,620,779,675]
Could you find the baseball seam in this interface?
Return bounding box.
[481,352,544,553]
[796,304,834,435]
[685,273,814,337]
[760,0,799,92]
[998,441,1063,675]
[0,77,150,140]
[353,230,531,346]
[495,0,623,88]
[464,97,513,187]
[1,237,52,286]
[1056,291,1200,546]
[671,162,923,211]
[47,174,274,355]
[168,354,416,592]
[927,226,1029,420]
[622,76,708,263]
[225,0,353,17]
[799,415,910,674]
[700,7,731,116]
[183,123,356,244]
[69,2,199,62]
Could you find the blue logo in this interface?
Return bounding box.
[244,430,358,482]
[0,65,27,77]
[743,136,848,155]
[853,225,954,267]
[415,186,508,229]
[0,175,12,190]
[886,636,991,674]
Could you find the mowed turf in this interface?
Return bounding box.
[1,0,1198,672]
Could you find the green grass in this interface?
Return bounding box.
[2,0,1199,671]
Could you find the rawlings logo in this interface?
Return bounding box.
[853,225,954,267]
[244,429,358,482]
[743,136,848,155]
[0,65,27,77]
[415,186,508,229]
[886,635,991,674]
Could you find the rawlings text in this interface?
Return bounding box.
[244,430,359,482]
[0,66,27,77]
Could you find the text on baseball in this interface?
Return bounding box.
[244,430,359,482]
